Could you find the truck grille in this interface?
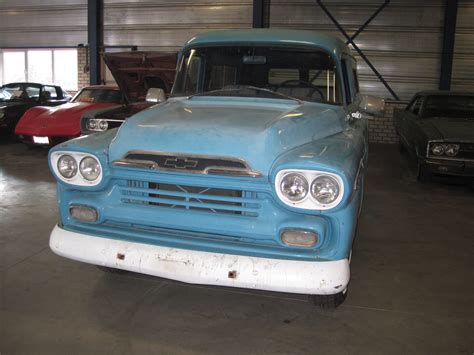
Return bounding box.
[120,180,261,217]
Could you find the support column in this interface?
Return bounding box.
[439,0,458,90]
[88,0,103,85]
[253,0,269,28]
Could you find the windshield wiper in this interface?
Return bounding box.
[187,85,303,104]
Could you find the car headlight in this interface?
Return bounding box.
[280,173,309,202]
[445,144,460,157]
[86,119,108,132]
[98,120,108,131]
[57,154,78,178]
[429,142,461,157]
[51,151,103,186]
[79,156,101,181]
[86,119,97,131]
[275,169,344,210]
[431,143,445,156]
[311,175,340,204]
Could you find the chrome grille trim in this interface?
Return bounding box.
[120,180,262,217]
[112,150,262,177]
[113,159,158,169]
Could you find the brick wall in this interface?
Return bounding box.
[77,47,89,90]
[368,101,407,144]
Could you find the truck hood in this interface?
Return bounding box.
[104,51,177,103]
[109,97,346,174]
[15,101,118,137]
[421,118,474,141]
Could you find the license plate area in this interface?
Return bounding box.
[33,136,49,144]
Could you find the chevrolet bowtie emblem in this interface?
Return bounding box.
[163,157,199,169]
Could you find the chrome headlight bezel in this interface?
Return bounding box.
[275,169,344,210]
[86,118,108,132]
[428,142,461,158]
[51,151,103,186]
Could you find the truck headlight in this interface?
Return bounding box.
[311,175,340,204]
[57,155,78,178]
[51,151,103,186]
[79,156,101,181]
[275,169,344,210]
[280,173,308,202]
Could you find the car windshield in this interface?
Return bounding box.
[172,46,341,104]
[0,88,12,101]
[422,95,474,119]
[73,88,122,103]
[0,84,41,102]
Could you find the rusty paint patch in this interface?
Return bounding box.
[228,270,237,279]
[117,253,125,260]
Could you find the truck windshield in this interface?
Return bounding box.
[172,46,341,104]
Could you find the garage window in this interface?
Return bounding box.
[0,49,78,91]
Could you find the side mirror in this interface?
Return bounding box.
[146,88,166,103]
[359,95,385,116]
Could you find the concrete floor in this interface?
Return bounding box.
[0,139,473,355]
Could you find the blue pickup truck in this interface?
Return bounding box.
[48,29,383,308]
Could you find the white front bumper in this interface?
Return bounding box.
[49,225,350,295]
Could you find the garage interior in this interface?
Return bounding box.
[1,0,473,354]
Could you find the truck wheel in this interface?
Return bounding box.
[97,266,129,275]
[309,290,347,309]
[417,161,432,182]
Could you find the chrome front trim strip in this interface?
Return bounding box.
[112,150,262,177]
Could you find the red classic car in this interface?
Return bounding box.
[80,51,176,134]
[15,85,121,145]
